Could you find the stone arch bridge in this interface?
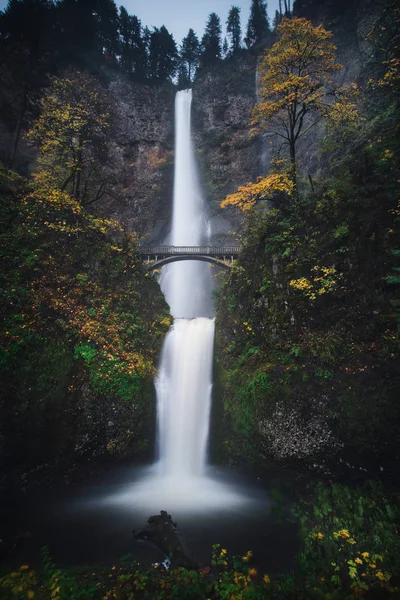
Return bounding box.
[140,245,240,271]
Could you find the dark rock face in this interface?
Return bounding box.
[100,76,176,243]
[0,364,156,490]
[192,57,261,243]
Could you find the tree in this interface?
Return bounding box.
[55,0,119,66]
[27,70,112,204]
[226,6,242,54]
[148,26,177,81]
[177,60,189,89]
[272,9,282,29]
[245,0,270,48]
[200,12,222,68]
[180,28,200,82]
[222,37,229,58]
[94,0,119,61]
[0,0,56,166]
[252,17,342,187]
[118,7,147,80]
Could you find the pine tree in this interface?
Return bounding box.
[226,5,242,54]
[118,7,147,80]
[148,25,177,82]
[200,12,222,68]
[0,0,56,165]
[55,0,119,65]
[94,0,119,61]
[222,37,229,58]
[180,28,200,82]
[245,0,270,48]
[273,9,282,29]
[177,59,190,89]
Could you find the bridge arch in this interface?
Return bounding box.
[140,245,240,271]
[145,254,231,271]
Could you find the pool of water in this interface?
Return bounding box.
[0,463,298,574]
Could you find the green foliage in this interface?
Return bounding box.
[245,0,270,48]
[0,158,170,474]
[148,26,178,82]
[293,481,400,597]
[180,28,200,83]
[200,13,222,68]
[216,6,400,467]
[226,6,242,54]
[27,70,112,204]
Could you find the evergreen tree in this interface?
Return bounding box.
[94,0,119,60]
[226,5,242,54]
[200,12,222,67]
[55,0,119,66]
[245,0,270,48]
[222,36,229,58]
[148,25,177,82]
[180,28,200,82]
[273,9,282,29]
[177,59,190,89]
[0,0,57,165]
[118,7,147,80]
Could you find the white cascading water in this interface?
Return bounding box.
[156,89,214,477]
[98,90,249,513]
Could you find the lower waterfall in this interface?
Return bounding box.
[156,318,214,478]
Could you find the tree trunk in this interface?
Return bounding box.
[9,89,28,168]
[289,139,297,193]
[74,137,83,201]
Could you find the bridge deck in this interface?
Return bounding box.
[140,245,240,256]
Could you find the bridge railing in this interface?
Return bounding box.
[140,245,241,255]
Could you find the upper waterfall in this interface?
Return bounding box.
[159,89,214,319]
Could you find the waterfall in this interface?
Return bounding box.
[156,89,214,476]
[99,89,248,514]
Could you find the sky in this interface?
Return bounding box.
[0,0,280,46]
[119,0,280,46]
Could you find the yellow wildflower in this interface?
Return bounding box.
[20,565,30,571]
[242,550,253,562]
[249,568,257,577]
[361,552,370,558]
[355,558,363,565]
[263,575,271,584]
[221,548,227,555]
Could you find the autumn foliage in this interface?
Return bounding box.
[252,17,342,184]
[221,162,294,210]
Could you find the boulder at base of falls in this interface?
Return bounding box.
[134,510,199,570]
